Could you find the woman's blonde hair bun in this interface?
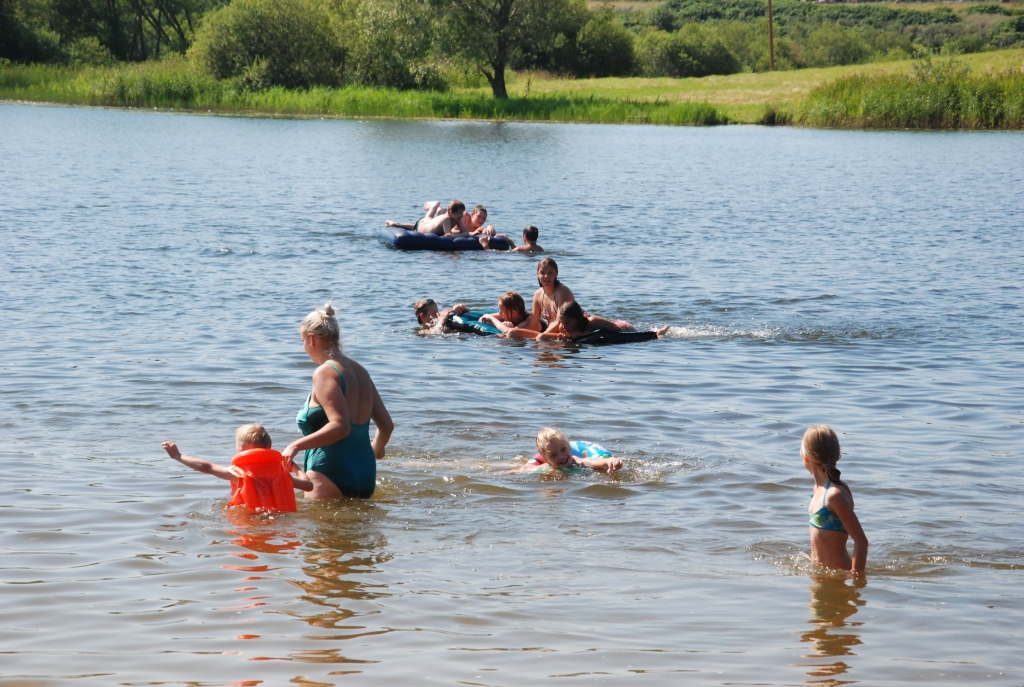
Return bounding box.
[300,301,340,345]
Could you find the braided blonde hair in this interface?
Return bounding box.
[801,425,848,492]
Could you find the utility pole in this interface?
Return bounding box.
[768,0,776,71]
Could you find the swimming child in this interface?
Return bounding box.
[802,426,868,574]
[414,298,470,332]
[511,225,543,253]
[511,428,623,473]
[162,424,313,491]
[538,301,670,344]
[478,291,541,339]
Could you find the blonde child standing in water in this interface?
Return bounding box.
[802,426,868,574]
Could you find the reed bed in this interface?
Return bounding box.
[801,59,1024,129]
[0,62,725,126]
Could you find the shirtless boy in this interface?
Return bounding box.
[511,225,543,253]
[387,200,469,236]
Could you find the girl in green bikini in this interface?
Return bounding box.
[802,426,868,574]
[282,303,394,499]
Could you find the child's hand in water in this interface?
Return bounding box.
[161,441,182,460]
[604,457,624,472]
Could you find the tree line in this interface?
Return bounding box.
[3,0,1023,98]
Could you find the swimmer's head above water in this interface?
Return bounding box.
[414,298,438,327]
[556,301,589,337]
[498,291,527,324]
[536,427,574,468]
[236,423,272,452]
[537,257,560,289]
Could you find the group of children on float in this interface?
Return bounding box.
[414,257,671,344]
[163,202,868,576]
[386,200,542,252]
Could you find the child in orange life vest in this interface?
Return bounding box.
[162,423,313,492]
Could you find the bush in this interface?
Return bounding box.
[65,37,115,68]
[800,24,872,68]
[577,11,635,77]
[636,25,742,78]
[189,0,346,89]
[348,0,443,89]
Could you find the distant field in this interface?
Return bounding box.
[474,48,1024,123]
[587,1,1024,10]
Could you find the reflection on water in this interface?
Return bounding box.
[224,506,391,671]
[798,575,866,686]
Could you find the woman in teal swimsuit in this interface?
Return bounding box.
[801,426,868,574]
[282,303,394,499]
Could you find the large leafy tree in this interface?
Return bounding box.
[432,0,575,98]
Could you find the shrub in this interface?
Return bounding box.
[189,0,346,89]
[636,25,740,78]
[800,24,872,68]
[65,37,115,68]
[348,0,443,89]
[577,11,635,77]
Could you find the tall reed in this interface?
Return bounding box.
[801,59,1024,129]
[0,61,726,126]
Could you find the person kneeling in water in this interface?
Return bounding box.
[162,424,313,491]
[511,225,543,253]
[414,298,470,333]
[510,427,623,473]
[538,301,670,344]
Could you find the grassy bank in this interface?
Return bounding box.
[801,59,1024,129]
[0,61,725,126]
[491,49,1024,123]
[3,49,1024,128]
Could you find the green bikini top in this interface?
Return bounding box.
[809,480,848,533]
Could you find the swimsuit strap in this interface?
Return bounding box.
[821,479,831,509]
[326,361,347,394]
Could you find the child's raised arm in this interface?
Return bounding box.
[162,441,235,482]
[577,455,623,472]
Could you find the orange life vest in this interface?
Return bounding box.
[227,448,297,513]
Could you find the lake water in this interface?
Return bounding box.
[1,102,1022,686]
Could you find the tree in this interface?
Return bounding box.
[432,0,574,98]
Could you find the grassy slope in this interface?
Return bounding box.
[482,49,1024,123]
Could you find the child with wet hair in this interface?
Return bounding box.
[478,291,541,339]
[413,298,469,331]
[801,426,868,574]
[511,428,623,473]
[511,225,543,253]
[162,424,312,491]
[537,301,670,344]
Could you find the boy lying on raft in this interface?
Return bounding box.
[509,428,623,473]
[162,424,313,491]
[539,301,671,344]
[386,201,517,249]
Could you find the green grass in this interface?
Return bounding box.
[0,61,725,126]
[488,49,1024,123]
[3,49,1024,128]
[800,59,1024,129]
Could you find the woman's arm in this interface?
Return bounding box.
[369,382,394,459]
[830,490,869,574]
[282,365,351,460]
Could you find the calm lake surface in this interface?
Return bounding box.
[1,102,1022,686]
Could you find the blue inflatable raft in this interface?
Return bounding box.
[378,226,511,252]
